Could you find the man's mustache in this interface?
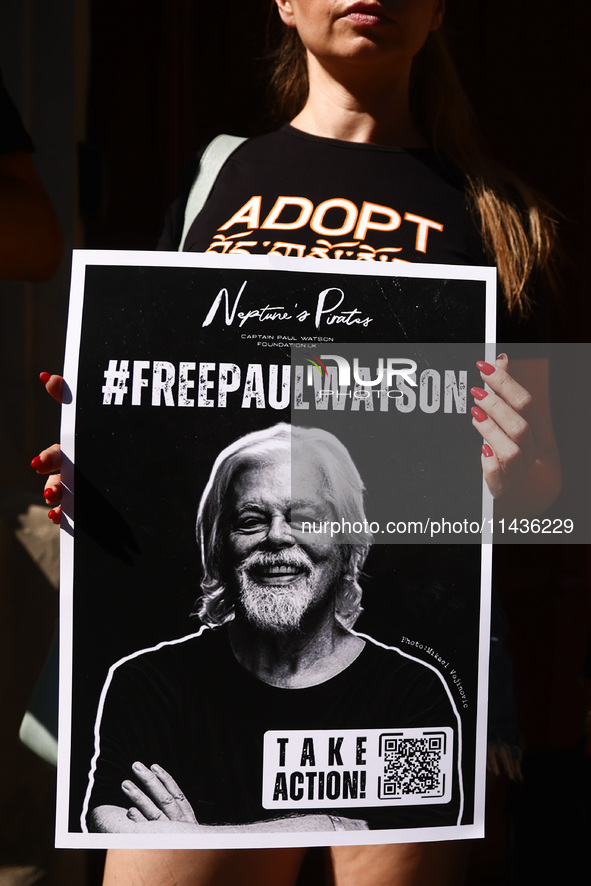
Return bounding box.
[238,550,312,575]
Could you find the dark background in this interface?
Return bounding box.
[1,1,589,884]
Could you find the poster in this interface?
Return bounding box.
[56,251,496,849]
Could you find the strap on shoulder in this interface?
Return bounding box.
[178,134,248,251]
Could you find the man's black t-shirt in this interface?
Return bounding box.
[84,627,462,832]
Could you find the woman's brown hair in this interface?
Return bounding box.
[268,20,560,317]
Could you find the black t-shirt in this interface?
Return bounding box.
[85,626,462,832]
[0,70,34,155]
[157,125,545,341]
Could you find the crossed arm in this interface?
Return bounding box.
[88,761,368,834]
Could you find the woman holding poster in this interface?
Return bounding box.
[35,1,561,884]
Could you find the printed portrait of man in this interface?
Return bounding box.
[82,423,462,835]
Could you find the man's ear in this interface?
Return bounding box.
[430,0,446,31]
[275,0,297,29]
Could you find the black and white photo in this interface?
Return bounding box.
[56,251,495,849]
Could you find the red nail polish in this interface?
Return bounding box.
[471,406,488,422]
[476,361,495,376]
[47,509,58,521]
[482,444,493,457]
[43,488,53,500]
[31,456,42,469]
[39,372,51,384]
[470,386,488,400]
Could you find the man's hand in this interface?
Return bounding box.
[121,762,198,825]
[88,761,369,834]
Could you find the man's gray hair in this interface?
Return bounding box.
[196,423,371,629]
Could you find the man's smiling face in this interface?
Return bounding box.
[226,449,344,633]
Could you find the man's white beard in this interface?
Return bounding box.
[235,551,325,633]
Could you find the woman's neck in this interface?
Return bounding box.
[290,55,427,148]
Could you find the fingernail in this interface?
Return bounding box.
[476,361,496,376]
[43,488,53,500]
[482,444,494,457]
[47,509,57,520]
[31,456,42,470]
[496,353,508,362]
[39,371,51,384]
[471,406,488,422]
[470,386,488,400]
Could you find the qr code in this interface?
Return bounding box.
[377,730,450,800]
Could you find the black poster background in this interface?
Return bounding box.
[59,253,493,845]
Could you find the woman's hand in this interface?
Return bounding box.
[31,372,64,524]
[471,354,561,516]
[39,370,64,404]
